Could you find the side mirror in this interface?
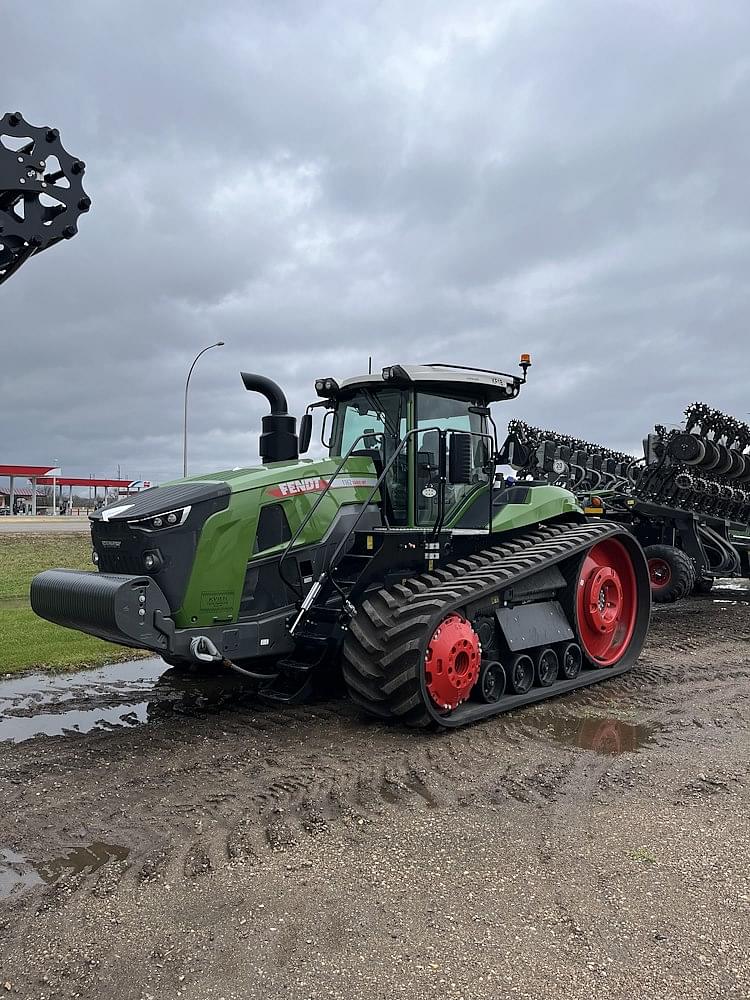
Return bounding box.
[448,433,473,484]
[299,412,313,454]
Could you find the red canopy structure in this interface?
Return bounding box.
[36,477,133,489]
[0,465,61,516]
[0,464,60,478]
[1,467,145,517]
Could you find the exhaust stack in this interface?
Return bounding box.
[241,372,299,463]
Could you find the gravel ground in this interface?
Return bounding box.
[0,588,748,999]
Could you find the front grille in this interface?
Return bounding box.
[92,491,230,612]
[98,549,147,575]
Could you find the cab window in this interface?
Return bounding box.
[334,390,406,456]
[415,393,490,524]
[332,389,409,524]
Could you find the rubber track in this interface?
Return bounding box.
[341,519,635,728]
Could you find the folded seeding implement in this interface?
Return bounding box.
[502,404,750,604]
[32,360,651,727]
[0,112,90,285]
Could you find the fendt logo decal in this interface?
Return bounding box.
[266,476,378,498]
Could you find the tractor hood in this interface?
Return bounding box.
[154,456,380,500]
[90,480,231,524]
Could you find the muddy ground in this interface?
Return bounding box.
[1,589,749,1000]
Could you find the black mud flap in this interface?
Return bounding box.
[495,600,574,652]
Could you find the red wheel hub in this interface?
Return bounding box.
[648,557,672,589]
[576,539,638,667]
[424,614,480,711]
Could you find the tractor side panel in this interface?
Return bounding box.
[176,457,380,628]
[490,485,582,534]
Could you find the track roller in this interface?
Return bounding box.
[476,660,506,703]
[507,653,534,694]
[534,647,559,687]
[559,641,583,679]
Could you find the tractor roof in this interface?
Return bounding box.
[333,364,523,403]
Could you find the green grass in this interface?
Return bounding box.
[0,533,145,675]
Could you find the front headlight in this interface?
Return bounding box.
[128,506,191,532]
[143,551,163,571]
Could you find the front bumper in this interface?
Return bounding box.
[30,569,295,662]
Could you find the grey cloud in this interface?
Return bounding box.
[2,0,750,483]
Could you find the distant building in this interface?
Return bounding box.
[0,486,48,514]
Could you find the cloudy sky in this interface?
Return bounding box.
[3,0,750,483]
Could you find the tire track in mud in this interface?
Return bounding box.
[1,598,749,907]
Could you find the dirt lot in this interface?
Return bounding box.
[1,589,749,1000]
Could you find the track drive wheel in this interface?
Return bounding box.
[423,614,481,711]
[341,607,481,727]
[564,535,650,668]
[643,544,695,603]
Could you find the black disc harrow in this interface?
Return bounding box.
[342,519,650,728]
[504,407,750,527]
[503,419,638,492]
[635,403,750,524]
[0,111,90,285]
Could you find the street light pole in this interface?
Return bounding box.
[183,341,224,477]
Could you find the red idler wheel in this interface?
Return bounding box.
[647,557,672,590]
[575,538,638,667]
[424,614,480,711]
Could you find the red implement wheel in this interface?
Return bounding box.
[574,538,638,667]
[648,557,672,591]
[643,544,695,603]
[424,614,480,711]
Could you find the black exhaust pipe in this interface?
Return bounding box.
[241,372,299,463]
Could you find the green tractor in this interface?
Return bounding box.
[31,360,651,728]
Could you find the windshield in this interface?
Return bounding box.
[415,393,490,525]
[332,389,409,523]
[329,388,492,528]
[334,389,406,456]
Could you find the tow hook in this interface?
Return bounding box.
[190,635,223,662]
[189,635,280,684]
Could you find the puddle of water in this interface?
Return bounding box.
[0,659,260,744]
[36,841,130,884]
[710,578,750,603]
[524,711,659,755]
[0,703,149,743]
[0,842,130,900]
[0,849,44,899]
[0,659,167,744]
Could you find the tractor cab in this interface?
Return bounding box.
[302,363,528,530]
